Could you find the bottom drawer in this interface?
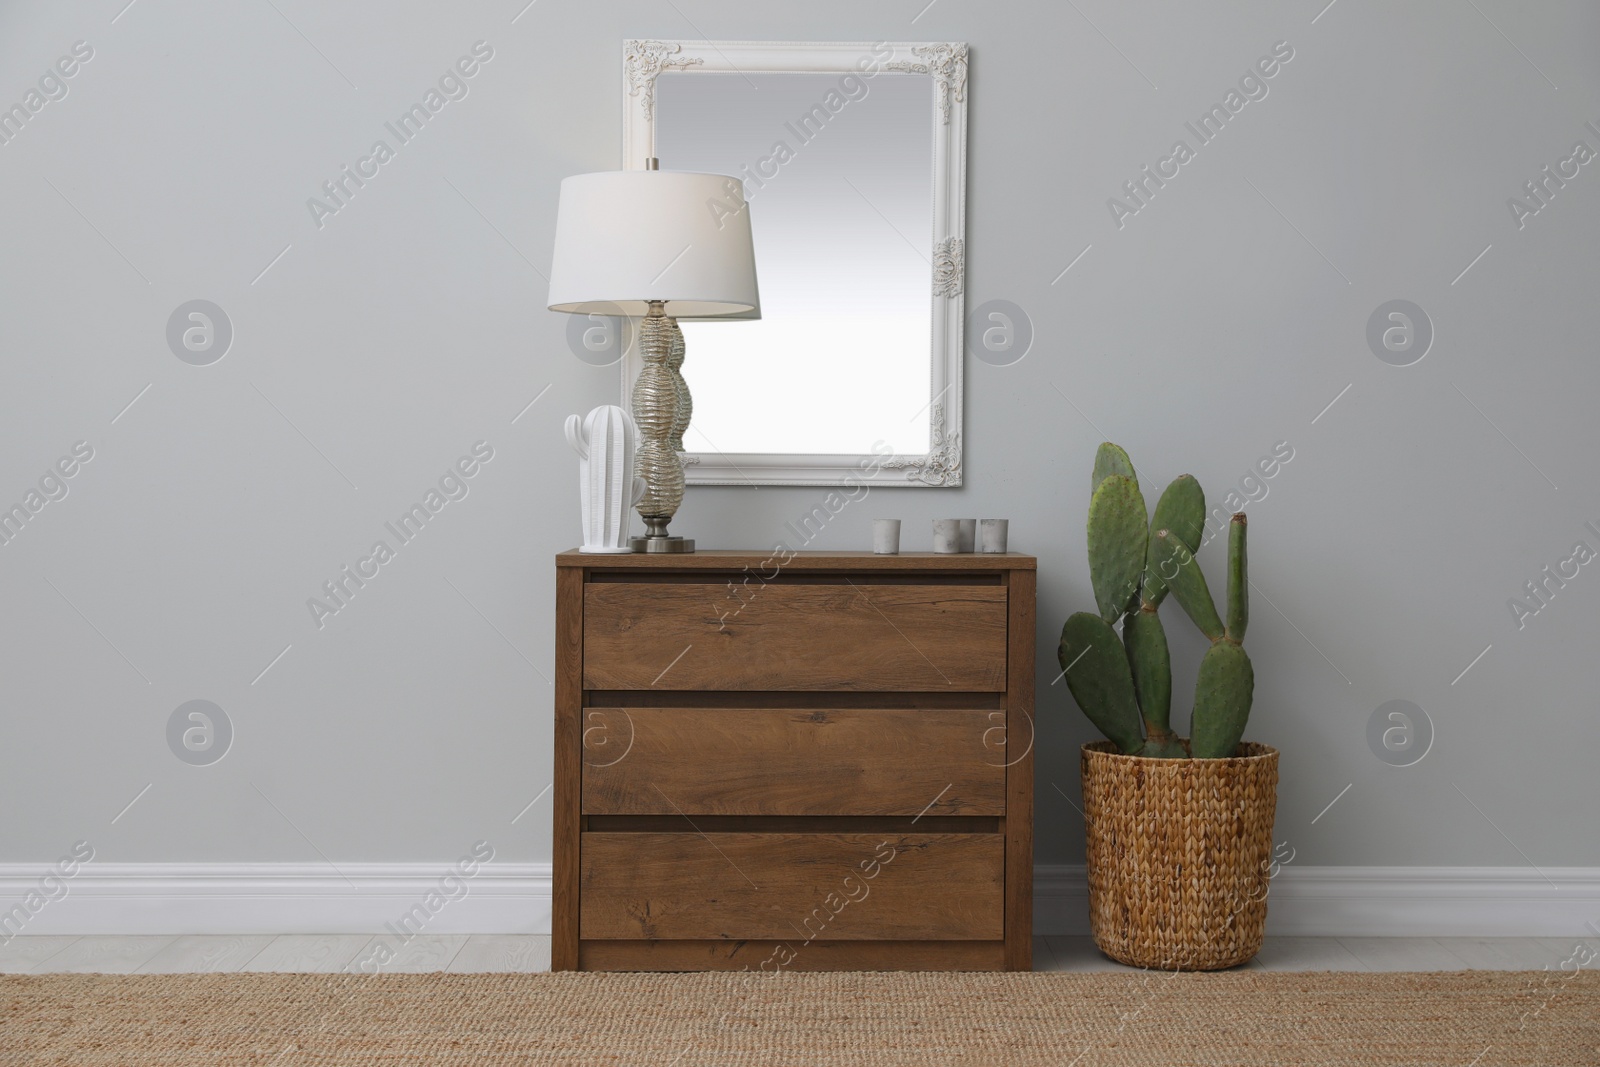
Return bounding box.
[579,832,1003,941]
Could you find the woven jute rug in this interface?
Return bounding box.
[3,970,1595,1066]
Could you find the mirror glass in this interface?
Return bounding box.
[654,70,933,458]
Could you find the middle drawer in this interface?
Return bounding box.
[581,706,1006,816]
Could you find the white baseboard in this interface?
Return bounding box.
[2,863,1595,938]
[1034,865,1600,937]
[0,863,551,937]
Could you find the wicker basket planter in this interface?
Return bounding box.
[1081,740,1279,970]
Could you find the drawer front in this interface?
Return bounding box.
[582,583,1007,691]
[579,833,1004,940]
[581,707,1006,816]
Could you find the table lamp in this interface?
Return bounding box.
[548,162,759,553]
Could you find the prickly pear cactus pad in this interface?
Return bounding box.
[1152,529,1225,642]
[1143,475,1205,605]
[1087,475,1147,623]
[1091,441,1138,495]
[1059,612,1144,755]
[1190,640,1255,758]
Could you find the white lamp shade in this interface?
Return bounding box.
[548,170,760,318]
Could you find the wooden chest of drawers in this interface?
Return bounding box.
[553,550,1036,971]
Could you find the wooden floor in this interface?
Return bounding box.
[0,935,1585,973]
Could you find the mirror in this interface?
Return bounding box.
[622,41,968,486]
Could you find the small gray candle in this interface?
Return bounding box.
[957,519,977,553]
[932,519,962,554]
[872,519,901,555]
[980,518,1009,553]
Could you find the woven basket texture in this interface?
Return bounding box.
[1081,740,1280,971]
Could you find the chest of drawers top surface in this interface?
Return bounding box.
[557,549,1036,570]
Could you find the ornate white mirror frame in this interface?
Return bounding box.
[620,40,969,487]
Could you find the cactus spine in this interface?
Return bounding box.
[1059,444,1256,759]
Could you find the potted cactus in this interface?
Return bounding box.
[1060,443,1278,971]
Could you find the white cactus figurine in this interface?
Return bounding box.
[565,405,646,553]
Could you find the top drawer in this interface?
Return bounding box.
[582,581,1008,691]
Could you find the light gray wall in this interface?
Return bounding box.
[2,0,1595,872]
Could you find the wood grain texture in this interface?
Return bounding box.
[588,573,1004,586]
[553,551,1037,971]
[582,583,1008,691]
[581,707,1005,816]
[579,833,1003,941]
[578,939,1005,971]
[586,690,1004,710]
[138,936,275,974]
[350,935,467,973]
[240,935,370,974]
[559,550,1036,571]
[551,564,583,972]
[586,815,997,833]
[0,937,78,974]
[1005,569,1036,970]
[446,935,553,973]
[34,937,173,974]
